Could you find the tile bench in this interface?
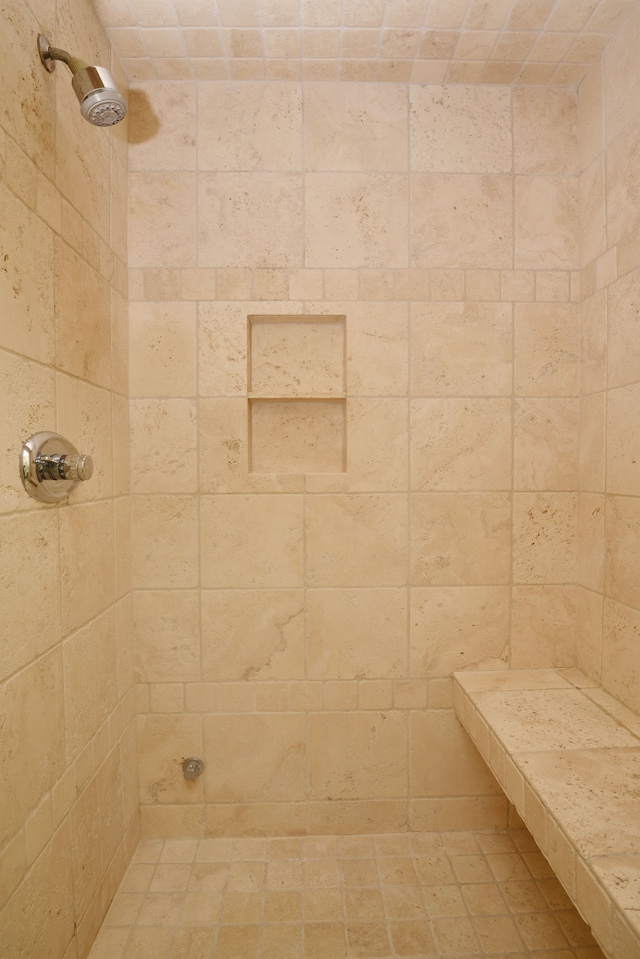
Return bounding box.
[453,668,640,959]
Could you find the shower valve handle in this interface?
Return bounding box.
[36,452,94,482]
[20,432,95,504]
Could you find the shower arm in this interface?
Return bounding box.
[38,37,88,75]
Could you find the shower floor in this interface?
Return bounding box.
[87,828,605,959]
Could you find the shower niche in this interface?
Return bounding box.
[248,315,346,473]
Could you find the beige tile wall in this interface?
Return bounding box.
[576,2,640,715]
[128,74,583,840]
[2,3,639,956]
[0,3,137,958]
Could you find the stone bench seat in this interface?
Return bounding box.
[453,668,640,959]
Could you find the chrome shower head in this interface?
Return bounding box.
[37,34,127,127]
[71,65,127,126]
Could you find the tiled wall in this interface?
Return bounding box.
[0,3,137,958]
[2,2,639,954]
[576,4,640,714]
[128,75,582,839]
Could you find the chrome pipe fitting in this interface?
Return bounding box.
[182,757,205,781]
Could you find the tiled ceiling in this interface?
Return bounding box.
[93,0,639,86]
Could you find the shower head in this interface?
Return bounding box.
[37,34,127,127]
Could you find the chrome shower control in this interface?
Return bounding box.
[63,453,93,481]
[36,451,94,482]
[20,432,94,504]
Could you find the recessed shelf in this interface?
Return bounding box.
[247,315,347,475]
[249,398,346,474]
[248,315,346,397]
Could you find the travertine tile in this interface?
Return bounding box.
[201,589,304,680]
[0,822,74,959]
[111,289,129,395]
[576,587,604,682]
[430,269,465,300]
[306,588,407,679]
[605,495,640,608]
[305,493,407,587]
[128,82,196,171]
[343,397,409,492]
[116,595,135,700]
[410,493,512,585]
[410,84,511,173]
[305,82,407,171]
[410,586,509,676]
[605,113,640,249]
[198,302,251,396]
[133,590,200,682]
[410,710,501,798]
[204,802,307,838]
[131,496,198,588]
[130,399,197,493]
[513,910,570,950]
[591,855,640,919]
[602,599,640,715]
[411,398,512,491]
[577,492,605,592]
[581,290,607,395]
[510,586,576,668]
[607,267,640,389]
[56,373,114,501]
[55,239,112,388]
[309,712,408,800]
[518,748,640,857]
[515,176,579,270]
[129,302,197,398]
[604,0,640,144]
[199,172,303,268]
[411,302,512,397]
[200,493,303,587]
[0,189,54,364]
[512,491,577,584]
[100,0,640,87]
[578,58,604,170]
[514,398,579,491]
[0,350,56,513]
[579,392,606,493]
[203,714,306,802]
[411,174,513,268]
[59,501,116,633]
[0,510,60,680]
[579,156,607,268]
[305,172,408,268]
[64,610,118,762]
[606,384,640,495]
[472,688,638,753]
[431,914,480,955]
[0,650,64,847]
[514,87,578,175]
[346,302,409,396]
[199,83,301,171]
[514,303,579,396]
[128,172,197,268]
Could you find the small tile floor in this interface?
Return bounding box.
[88,829,606,959]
